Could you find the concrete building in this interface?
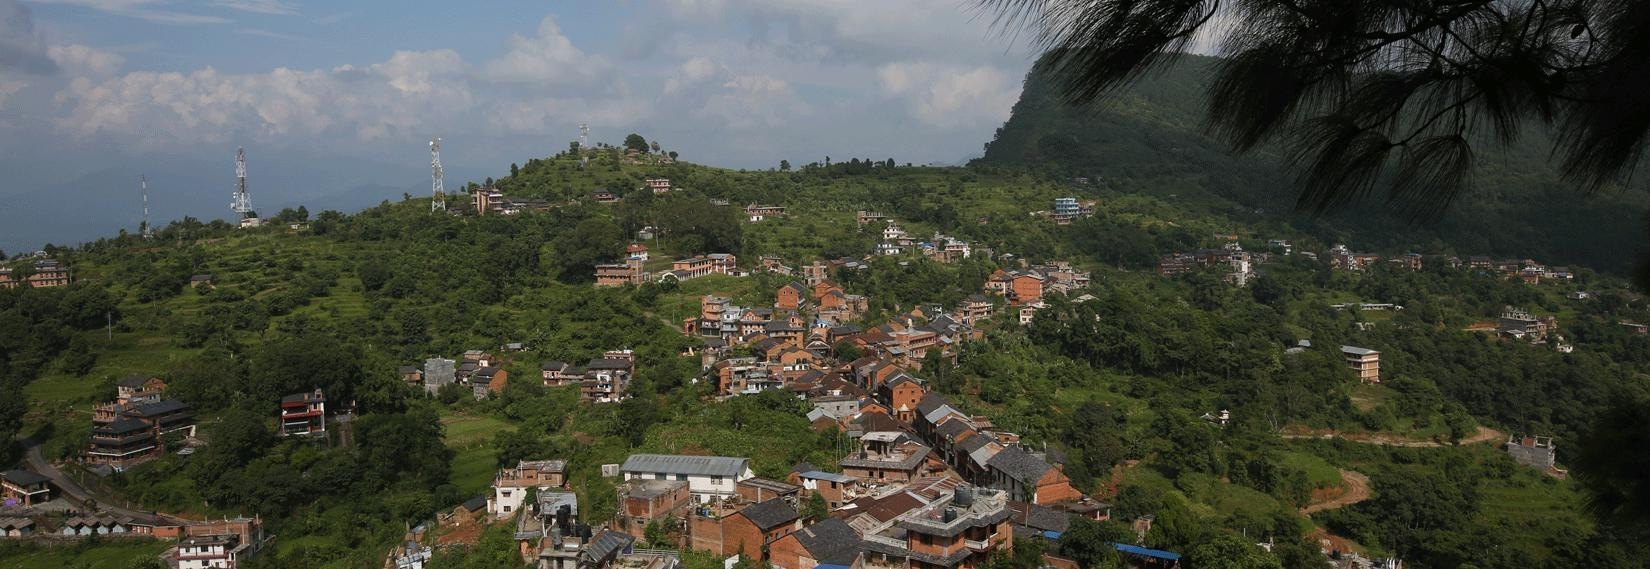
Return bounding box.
[278,389,326,437]
[620,454,754,503]
[1341,346,1381,383]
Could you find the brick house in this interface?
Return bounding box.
[115,374,167,405]
[490,459,569,518]
[860,487,1014,569]
[777,282,807,310]
[880,374,927,424]
[985,446,1083,505]
[617,479,691,541]
[790,470,860,510]
[737,477,801,504]
[767,517,862,569]
[692,499,801,561]
[841,432,933,484]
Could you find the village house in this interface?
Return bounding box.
[841,432,935,485]
[1328,244,1382,271]
[582,354,635,403]
[1,470,53,506]
[115,374,167,405]
[860,487,1015,569]
[278,389,326,437]
[171,517,267,569]
[1497,306,1559,343]
[88,398,195,469]
[473,367,509,400]
[736,477,802,504]
[690,498,801,561]
[1158,244,1254,286]
[789,469,862,510]
[594,257,646,287]
[616,478,691,542]
[1341,346,1381,383]
[667,254,739,281]
[857,210,890,226]
[592,188,620,203]
[777,282,807,310]
[0,259,72,288]
[491,459,570,518]
[881,374,929,424]
[399,366,424,385]
[767,517,862,569]
[0,517,34,537]
[189,274,215,288]
[745,204,786,222]
[620,454,754,503]
[985,446,1084,505]
[1506,435,1558,471]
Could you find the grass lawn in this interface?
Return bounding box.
[25,331,200,410]
[0,539,171,569]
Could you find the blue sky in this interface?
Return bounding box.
[0,0,1039,250]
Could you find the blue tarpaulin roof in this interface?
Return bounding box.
[1112,543,1183,561]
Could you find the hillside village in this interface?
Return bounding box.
[0,140,1641,569]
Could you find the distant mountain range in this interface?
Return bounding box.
[975,54,1649,274]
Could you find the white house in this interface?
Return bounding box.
[176,535,244,569]
[619,454,753,503]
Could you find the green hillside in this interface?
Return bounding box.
[976,55,1650,274]
[2,143,1649,569]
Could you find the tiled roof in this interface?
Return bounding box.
[621,454,749,478]
[739,499,799,530]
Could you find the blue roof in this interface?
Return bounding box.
[1112,543,1182,561]
[1043,530,1062,540]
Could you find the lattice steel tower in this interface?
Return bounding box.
[430,137,446,213]
[140,175,153,238]
[231,147,252,218]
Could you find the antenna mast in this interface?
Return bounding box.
[140,175,153,238]
[578,123,589,150]
[430,137,445,213]
[231,147,252,219]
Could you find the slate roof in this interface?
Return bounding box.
[1010,501,1071,533]
[541,361,568,371]
[791,518,862,565]
[587,358,633,370]
[116,374,151,388]
[2,469,49,486]
[280,391,323,404]
[584,529,635,562]
[987,446,1052,484]
[124,399,190,417]
[621,454,749,478]
[461,496,489,512]
[936,418,975,440]
[95,417,151,435]
[914,393,948,418]
[1341,345,1379,356]
[739,499,799,530]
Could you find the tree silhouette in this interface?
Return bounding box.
[983,0,1650,215]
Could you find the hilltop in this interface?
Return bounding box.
[975,54,1650,274]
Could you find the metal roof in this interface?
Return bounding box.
[621,454,749,478]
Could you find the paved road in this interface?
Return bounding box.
[19,437,183,522]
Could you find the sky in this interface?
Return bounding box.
[0,1,1041,251]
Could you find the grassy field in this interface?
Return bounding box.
[442,413,516,496]
[0,539,171,569]
[1278,451,1346,490]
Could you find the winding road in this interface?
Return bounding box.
[19,437,184,522]
[1300,469,1372,515]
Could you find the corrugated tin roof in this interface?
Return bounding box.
[620,454,749,478]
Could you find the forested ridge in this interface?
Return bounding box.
[976,54,1650,275]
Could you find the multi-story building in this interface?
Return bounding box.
[581,356,634,403]
[745,204,786,222]
[278,389,326,437]
[595,259,645,287]
[177,535,248,569]
[840,432,932,484]
[0,259,72,288]
[616,479,691,541]
[860,487,1014,569]
[1341,345,1381,383]
[620,454,754,503]
[490,459,570,517]
[88,398,195,469]
[115,374,167,405]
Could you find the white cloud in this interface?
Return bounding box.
[47,43,124,76]
[55,49,473,147]
[877,62,1020,129]
[480,15,606,87]
[28,0,231,24]
[209,0,297,16]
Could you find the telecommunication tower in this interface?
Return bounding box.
[140,175,153,238]
[430,137,446,213]
[578,123,590,149]
[231,147,253,219]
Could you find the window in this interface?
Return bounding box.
[676,474,687,481]
[501,491,512,497]
[655,473,665,480]
[711,475,724,484]
[503,505,511,512]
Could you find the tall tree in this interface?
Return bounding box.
[984,0,1650,215]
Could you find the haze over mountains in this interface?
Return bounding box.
[977,55,1650,274]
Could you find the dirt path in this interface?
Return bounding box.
[1281,425,1504,448]
[1301,469,1371,515]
